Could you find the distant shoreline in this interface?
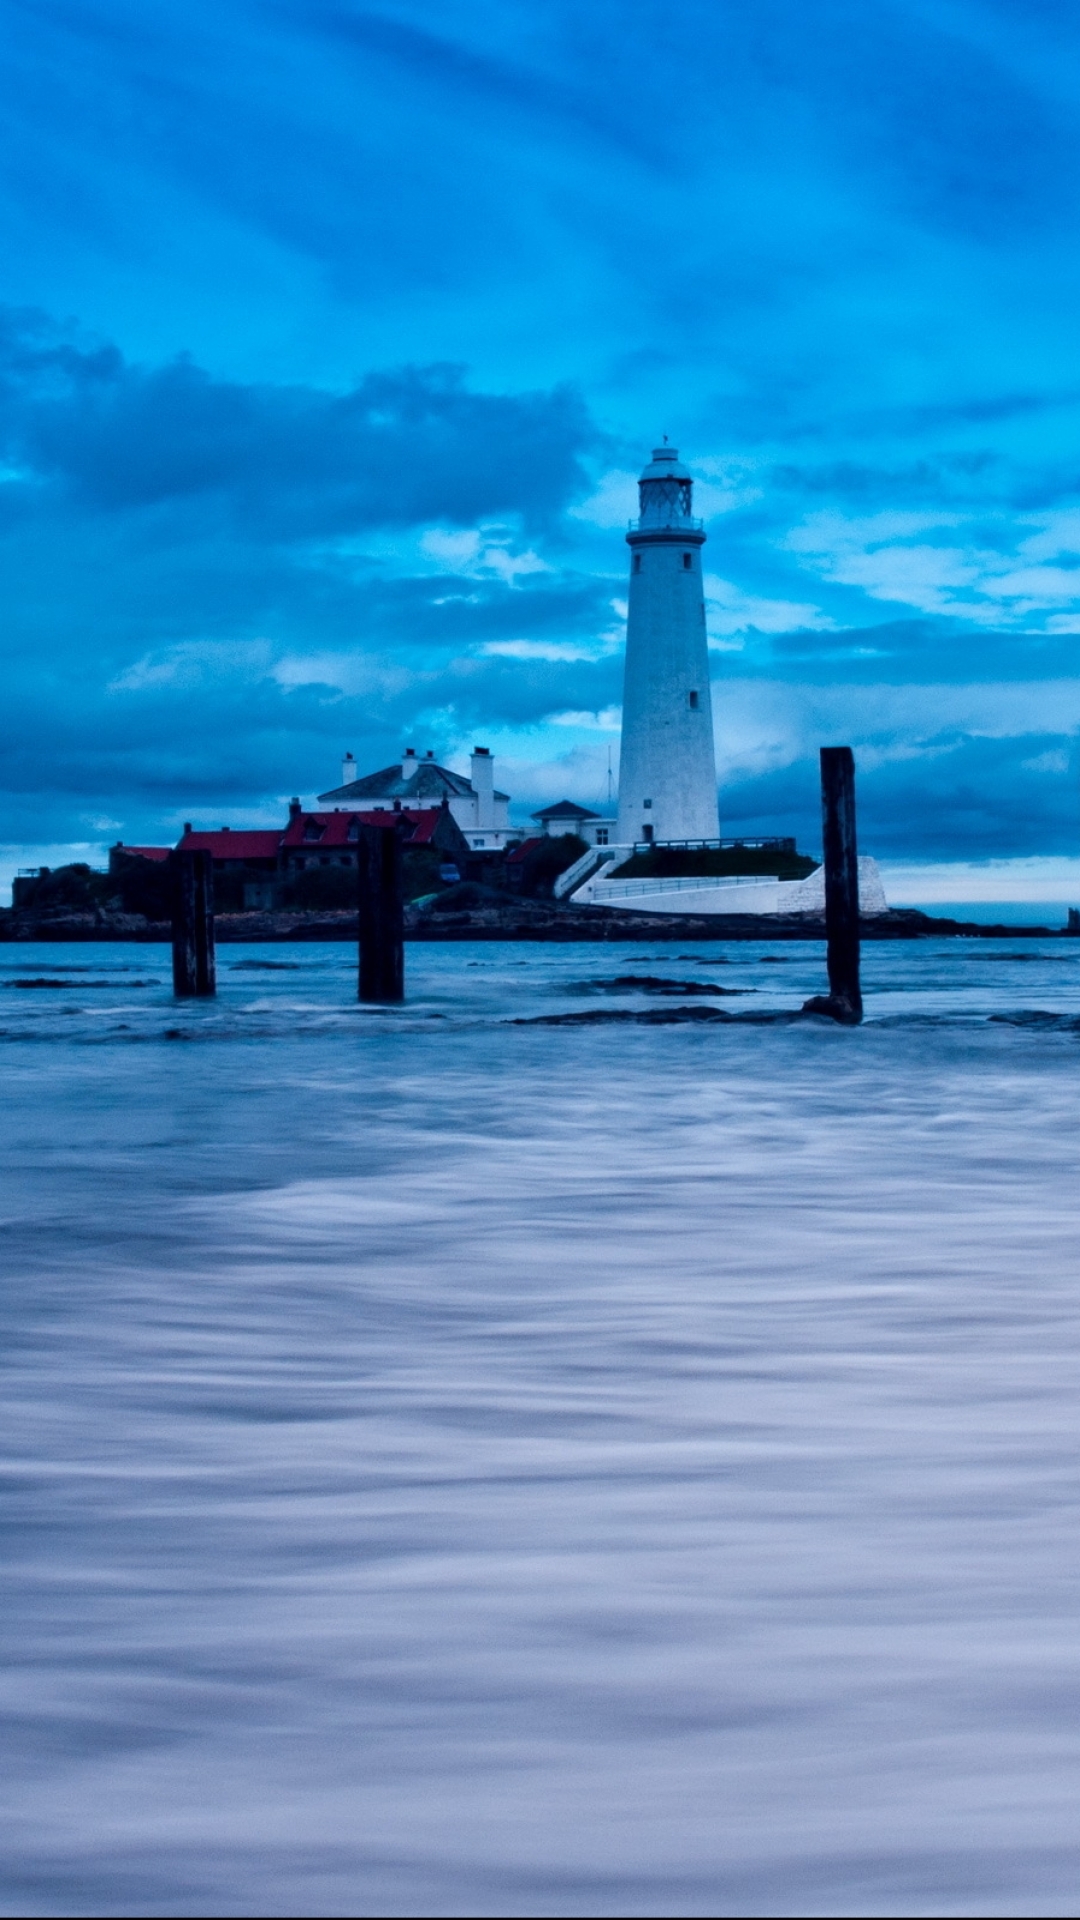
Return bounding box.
[0,905,1071,942]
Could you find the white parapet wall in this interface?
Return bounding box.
[588,856,889,916]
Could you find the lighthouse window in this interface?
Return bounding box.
[643,798,652,808]
[689,690,699,710]
[633,553,642,572]
[682,552,692,569]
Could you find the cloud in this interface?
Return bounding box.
[481,639,609,662]
[7,7,1080,874]
[704,571,833,638]
[880,856,1080,905]
[419,526,550,583]
[785,508,1080,624]
[0,308,622,854]
[0,311,595,534]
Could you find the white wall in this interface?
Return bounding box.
[617,533,719,845]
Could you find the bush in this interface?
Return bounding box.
[281,865,358,910]
[14,863,117,914]
[517,833,588,898]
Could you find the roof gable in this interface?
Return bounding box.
[318,758,475,804]
[532,799,600,821]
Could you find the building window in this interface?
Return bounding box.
[682,552,692,569]
[633,552,642,572]
[643,798,652,808]
[596,828,609,846]
[689,690,699,710]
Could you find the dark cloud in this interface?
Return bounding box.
[0,309,615,844]
[721,731,1080,860]
[756,619,1080,687]
[314,7,665,166]
[754,3,1077,241]
[4,6,1080,873]
[0,312,595,532]
[767,457,1003,505]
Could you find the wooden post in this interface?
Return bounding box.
[802,745,862,1024]
[170,849,216,998]
[357,824,404,1003]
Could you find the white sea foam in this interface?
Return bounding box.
[3,939,1080,1915]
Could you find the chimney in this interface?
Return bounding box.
[289,797,302,822]
[471,746,494,829]
[402,746,418,781]
[341,751,357,788]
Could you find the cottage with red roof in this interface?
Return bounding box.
[278,800,467,881]
[170,798,469,909]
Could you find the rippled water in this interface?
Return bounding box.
[5,937,1080,1917]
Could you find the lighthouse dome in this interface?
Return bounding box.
[635,442,698,529]
[640,445,692,482]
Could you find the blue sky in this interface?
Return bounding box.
[6,0,1080,891]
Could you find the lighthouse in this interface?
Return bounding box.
[616,445,719,846]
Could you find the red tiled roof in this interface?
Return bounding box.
[397,809,442,846]
[506,837,541,864]
[177,830,282,860]
[279,808,445,849]
[116,844,171,862]
[175,807,450,863]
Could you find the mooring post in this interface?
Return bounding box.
[802,745,862,1024]
[357,823,404,1003]
[170,848,216,998]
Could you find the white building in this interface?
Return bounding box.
[616,445,720,847]
[532,800,616,848]
[318,746,517,851]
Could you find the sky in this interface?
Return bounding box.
[6,0,1080,896]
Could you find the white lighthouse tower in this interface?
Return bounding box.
[616,445,719,846]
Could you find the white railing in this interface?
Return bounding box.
[553,847,611,899]
[591,873,782,903]
[628,516,705,532]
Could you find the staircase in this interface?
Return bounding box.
[553,846,629,903]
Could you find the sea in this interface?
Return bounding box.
[5,933,1080,1918]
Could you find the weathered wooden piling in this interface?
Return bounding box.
[357,823,404,1003]
[170,848,216,998]
[802,745,862,1024]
